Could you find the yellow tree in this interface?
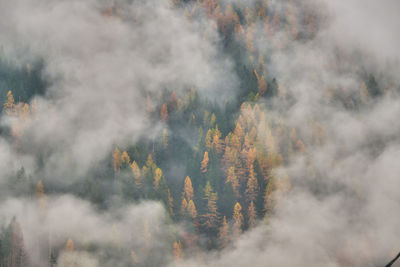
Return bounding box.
[130,161,142,188]
[187,199,197,219]
[173,241,183,261]
[200,151,209,173]
[226,166,240,198]
[232,202,243,237]
[218,216,230,248]
[181,197,188,216]
[36,180,46,209]
[264,174,277,213]
[184,176,194,201]
[65,238,75,251]
[3,90,15,115]
[245,164,259,203]
[153,168,163,191]
[112,148,122,172]
[160,103,168,123]
[168,189,174,217]
[248,201,257,229]
[121,151,130,168]
[202,182,219,228]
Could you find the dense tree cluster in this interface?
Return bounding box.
[0,0,392,266]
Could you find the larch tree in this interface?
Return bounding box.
[187,200,197,219]
[200,151,209,173]
[184,176,194,201]
[168,189,174,217]
[248,201,257,229]
[218,216,230,249]
[120,151,130,168]
[181,197,188,216]
[173,241,182,261]
[232,202,243,237]
[153,168,163,191]
[3,90,15,115]
[226,166,240,198]
[130,161,142,188]
[65,238,75,251]
[36,180,46,209]
[112,148,122,173]
[160,103,168,123]
[245,164,259,203]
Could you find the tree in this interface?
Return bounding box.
[245,165,259,203]
[162,128,168,149]
[153,168,163,191]
[184,176,194,201]
[218,216,230,249]
[181,197,188,217]
[3,90,15,115]
[65,238,75,251]
[168,189,174,217]
[160,103,168,123]
[232,202,243,237]
[187,200,197,219]
[248,201,257,229]
[36,180,46,209]
[120,151,130,168]
[112,148,122,173]
[200,151,209,173]
[130,161,142,188]
[173,241,182,261]
[226,166,240,198]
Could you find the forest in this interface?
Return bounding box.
[0,0,399,266]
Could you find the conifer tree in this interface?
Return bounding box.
[153,168,163,191]
[130,161,142,188]
[36,180,46,209]
[232,202,243,237]
[218,216,230,249]
[168,189,174,217]
[246,164,259,203]
[120,151,130,168]
[112,148,122,172]
[187,200,197,219]
[248,201,257,228]
[160,103,168,123]
[3,90,15,115]
[173,241,182,261]
[200,151,209,173]
[184,176,194,201]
